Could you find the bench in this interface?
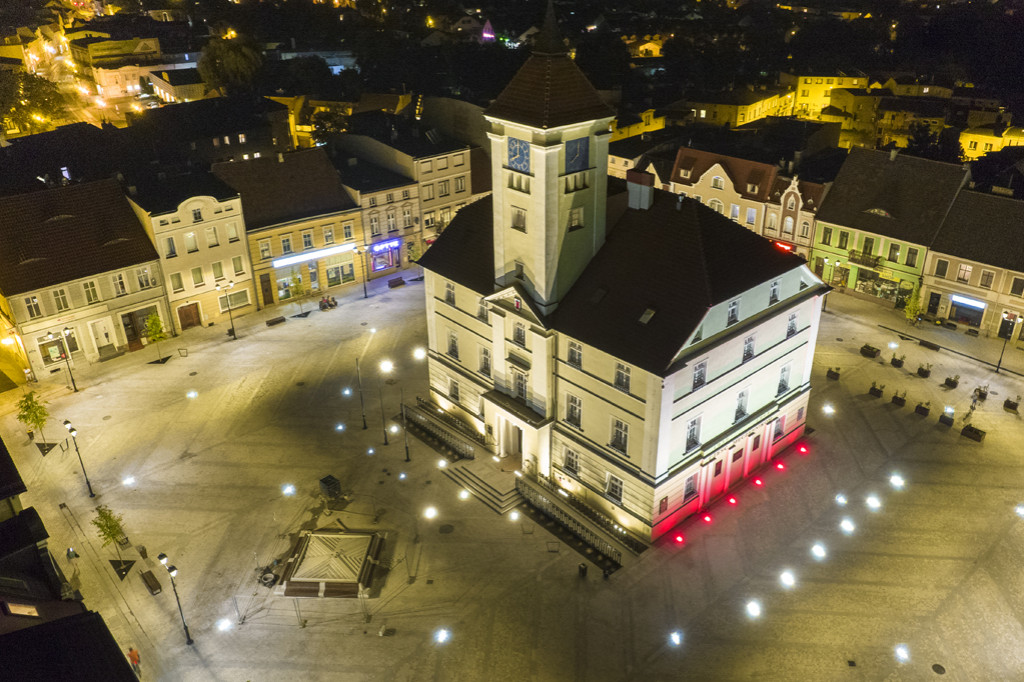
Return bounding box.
[140,569,162,595]
[266,316,286,327]
[965,328,979,337]
[919,339,941,351]
[387,277,405,289]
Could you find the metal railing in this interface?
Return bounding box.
[530,474,648,555]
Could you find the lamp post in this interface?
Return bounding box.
[216,280,237,339]
[401,387,410,462]
[62,420,94,497]
[355,358,368,429]
[996,312,1018,374]
[49,328,77,392]
[359,247,370,299]
[379,359,393,445]
[157,553,194,645]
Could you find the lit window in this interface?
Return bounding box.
[956,264,973,283]
[564,449,579,475]
[606,474,624,503]
[184,232,198,253]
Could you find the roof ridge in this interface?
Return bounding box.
[691,201,715,305]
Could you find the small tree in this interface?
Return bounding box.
[904,281,922,323]
[92,505,127,563]
[16,391,48,443]
[290,274,307,313]
[144,313,168,361]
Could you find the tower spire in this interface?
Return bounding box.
[532,0,564,56]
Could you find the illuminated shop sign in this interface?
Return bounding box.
[273,243,356,268]
[950,294,986,310]
[372,238,401,253]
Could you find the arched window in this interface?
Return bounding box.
[767,213,777,230]
[786,195,797,211]
[711,176,725,189]
[783,216,794,234]
[709,199,724,214]
[800,221,810,237]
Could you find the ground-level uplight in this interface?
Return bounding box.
[865,495,882,510]
[437,459,447,469]
[811,542,827,560]
[122,476,136,487]
[895,644,910,663]
[413,347,427,361]
[217,618,232,632]
[398,472,407,480]
[674,534,685,545]
[822,403,835,415]
[434,628,450,644]
[753,478,764,487]
[835,493,848,506]
[423,506,438,520]
[889,473,906,489]
[779,570,796,588]
[669,630,683,647]
[186,390,198,399]
[458,489,470,500]
[1016,504,1024,518]
[840,518,856,534]
[282,484,296,496]
[509,510,520,521]
[336,423,346,432]
[367,448,375,456]
[342,387,352,396]
[745,600,762,618]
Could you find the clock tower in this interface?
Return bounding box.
[483,3,615,316]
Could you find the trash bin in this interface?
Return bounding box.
[578,563,587,578]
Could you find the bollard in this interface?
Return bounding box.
[578,563,587,578]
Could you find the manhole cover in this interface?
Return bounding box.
[189,371,197,376]
[296,381,305,386]
[385,378,397,385]
[361,322,367,326]
[932,664,945,675]
[836,338,843,342]
[102,415,111,421]
[439,524,454,534]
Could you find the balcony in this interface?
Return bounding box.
[847,250,882,268]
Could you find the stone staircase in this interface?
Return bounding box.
[441,460,522,515]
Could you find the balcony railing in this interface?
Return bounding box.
[847,250,882,267]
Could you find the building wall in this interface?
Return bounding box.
[792,73,867,118]
[676,162,767,234]
[920,251,1024,340]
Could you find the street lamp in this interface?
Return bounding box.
[400,387,410,462]
[354,358,368,429]
[48,328,77,392]
[379,360,393,445]
[359,247,370,299]
[62,420,94,497]
[216,280,237,339]
[157,552,194,645]
[996,312,1018,374]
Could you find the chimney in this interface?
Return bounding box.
[278,152,285,163]
[889,148,899,162]
[626,169,655,210]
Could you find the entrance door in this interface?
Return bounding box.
[260,273,274,306]
[178,303,201,330]
[308,266,319,291]
[927,292,941,316]
[503,422,522,458]
[121,313,142,351]
[92,318,115,356]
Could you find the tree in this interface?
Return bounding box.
[0,71,69,134]
[904,281,922,323]
[91,505,127,564]
[16,391,48,443]
[310,108,347,145]
[198,36,264,97]
[289,274,307,313]
[144,313,168,362]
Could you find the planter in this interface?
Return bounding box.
[860,344,881,358]
[868,386,884,398]
[826,368,841,381]
[1004,398,1019,413]
[915,404,930,416]
[961,425,986,442]
[891,395,906,407]
[977,390,988,401]
[944,377,959,389]
[938,413,954,426]
[890,357,904,368]
[917,367,932,378]
[919,339,941,351]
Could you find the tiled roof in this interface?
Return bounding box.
[815,148,968,246]
[329,154,415,193]
[128,171,237,215]
[0,179,159,296]
[344,113,469,159]
[932,191,1024,272]
[0,436,25,502]
[419,189,808,376]
[155,67,204,86]
[767,176,826,209]
[212,148,357,230]
[483,7,613,129]
[0,610,137,680]
[670,147,778,201]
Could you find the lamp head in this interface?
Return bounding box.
[167,565,178,577]
[63,420,71,430]
[158,552,168,564]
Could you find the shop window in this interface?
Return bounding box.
[371,242,400,271]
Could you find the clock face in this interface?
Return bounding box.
[507,137,530,173]
[565,137,589,173]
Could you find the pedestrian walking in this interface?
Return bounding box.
[127,647,141,676]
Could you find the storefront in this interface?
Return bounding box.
[947,293,986,327]
[854,268,914,307]
[369,238,401,274]
[270,243,359,302]
[325,253,355,287]
[36,330,79,367]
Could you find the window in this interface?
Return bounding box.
[684,473,698,499]
[513,322,526,346]
[968,140,978,150]
[568,341,582,368]
[1012,278,1024,297]
[402,208,412,228]
[386,212,396,232]
[455,176,465,193]
[324,226,334,244]
[343,223,354,240]
[206,226,219,247]
[769,280,780,305]
[686,416,701,451]
[227,222,240,242]
[423,212,435,229]
[709,199,724,214]
[402,189,410,199]
[386,193,394,204]
[454,153,464,167]
[568,207,583,230]
[192,208,203,222]
[906,247,919,268]
[956,264,973,283]
[800,221,810,237]
[259,240,272,260]
[787,312,798,338]
[422,160,433,174]
[232,256,244,275]
[479,347,491,376]
[767,214,777,231]
[566,394,582,427]
[610,419,628,454]
[477,299,488,322]
[447,331,459,359]
[934,259,949,278]
[730,204,740,220]
[606,474,624,503]
[170,273,184,292]
[53,288,69,312]
[213,137,220,147]
[711,176,724,189]
[137,268,154,289]
[838,231,849,250]
[863,237,875,255]
[449,379,460,403]
[437,157,449,171]
[112,274,127,297]
[238,133,246,144]
[212,261,224,280]
[797,406,805,422]
[83,281,99,304]
[715,460,723,476]
[302,231,314,250]
[511,207,526,232]
[692,360,707,390]
[185,232,198,253]
[281,236,293,254]
[980,270,994,289]
[783,216,794,234]
[727,300,739,326]
[778,365,791,394]
[614,363,630,393]
[746,208,756,225]
[370,215,380,236]
[424,184,435,201]
[732,450,743,462]
[369,197,377,207]
[888,244,900,262]
[659,497,668,514]
[513,369,527,399]
[445,282,456,305]
[165,237,177,258]
[191,267,204,286]
[564,449,580,476]
[787,196,797,211]
[742,335,755,362]
[774,416,786,440]
[821,227,832,245]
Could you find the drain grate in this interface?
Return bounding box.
[932,664,945,675]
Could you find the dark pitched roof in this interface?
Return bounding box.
[670,147,778,201]
[0,611,137,681]
[419,190,808,376]
[0,436,25,502]
[344,113,469,159]
[211,148,357,230]
[128,96,287,141]
[483,7,614,129]
[156,67,203,86]
[329,154,415,193]
[815,148,968,246]
[127,171,237,214]
[0,179,159,295]
[933,191,1024,272]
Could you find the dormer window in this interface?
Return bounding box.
[680,169,691,179]
[747,183,758,193]
[727,300,739,326]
